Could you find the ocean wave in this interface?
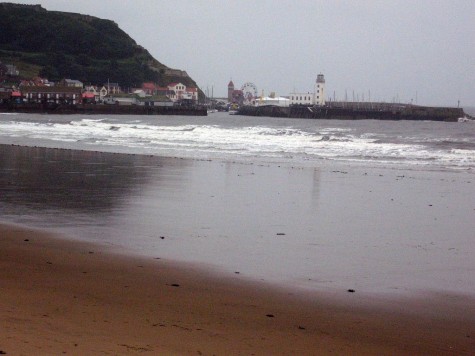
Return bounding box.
[0,115,474,171]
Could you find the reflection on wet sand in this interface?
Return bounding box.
[0,144,190,213]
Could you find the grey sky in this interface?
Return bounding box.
[6,0,475,106]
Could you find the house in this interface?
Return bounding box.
[105,82,121,94]
[20,77,51,87]
[21,86,82,105]
[103,93,139,106]
[6,64,19,76]
[133,89,146,98]
[84,85,108,101]
[59,79,83,88]
[167,82,198,103]
[81,91,96,104]
[137,95,174,107]
[141,82,173,98]
[142,82,156,95]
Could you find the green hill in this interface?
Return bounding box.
[0,3,201,95]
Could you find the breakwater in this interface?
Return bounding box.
[238,103,465,122]
[0,103,207,116]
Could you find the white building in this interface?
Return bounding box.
[257,96,290,107]
[289,74,326,106]
[167,82,198,102]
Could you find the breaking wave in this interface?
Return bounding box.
[0,113,474,171]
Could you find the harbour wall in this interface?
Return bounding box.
[0,103,207,116]
[238,104,465,122]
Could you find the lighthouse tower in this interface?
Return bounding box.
[228,80,235,102]
[314,74,326,106]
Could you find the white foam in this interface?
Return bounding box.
[0,117,474,170]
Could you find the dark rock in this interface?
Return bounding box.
[160,236,165,239]
[171,283,180,287]
[24,239,29,242]
[298,326,306,330]
[347,289,355,293]
[276,233,286,236]
[266,314,274,318]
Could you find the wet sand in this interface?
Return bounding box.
[1,223,474,355]
[2,144,475,296]
[1,144,475,354]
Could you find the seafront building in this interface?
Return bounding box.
[227,74,326,108]
[289,74,326,106]
[257,94,290,107]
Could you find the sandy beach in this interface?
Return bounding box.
[1,141,475,354]
[1,224,474,355]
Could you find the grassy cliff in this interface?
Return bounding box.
[0,3,200,93]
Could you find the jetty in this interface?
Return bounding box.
[0,102,207,116]
[237,102,465,122]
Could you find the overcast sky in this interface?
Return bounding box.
[7,0,475,107]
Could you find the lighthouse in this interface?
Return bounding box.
[314,74,326,106]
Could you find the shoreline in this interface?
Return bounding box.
[1,223,474,355]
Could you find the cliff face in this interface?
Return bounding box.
[0,3,200,92]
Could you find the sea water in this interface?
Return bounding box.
[0,112,474,171]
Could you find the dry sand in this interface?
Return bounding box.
[1,224,474,355]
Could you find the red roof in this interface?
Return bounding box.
[142,82,156,90]
[82,92,95,98]
[11,91,22,97]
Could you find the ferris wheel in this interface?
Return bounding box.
[241,82,258,105]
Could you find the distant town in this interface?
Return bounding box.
[1,59,330,112]
[0,60,470,121]
[0,60,201,109]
